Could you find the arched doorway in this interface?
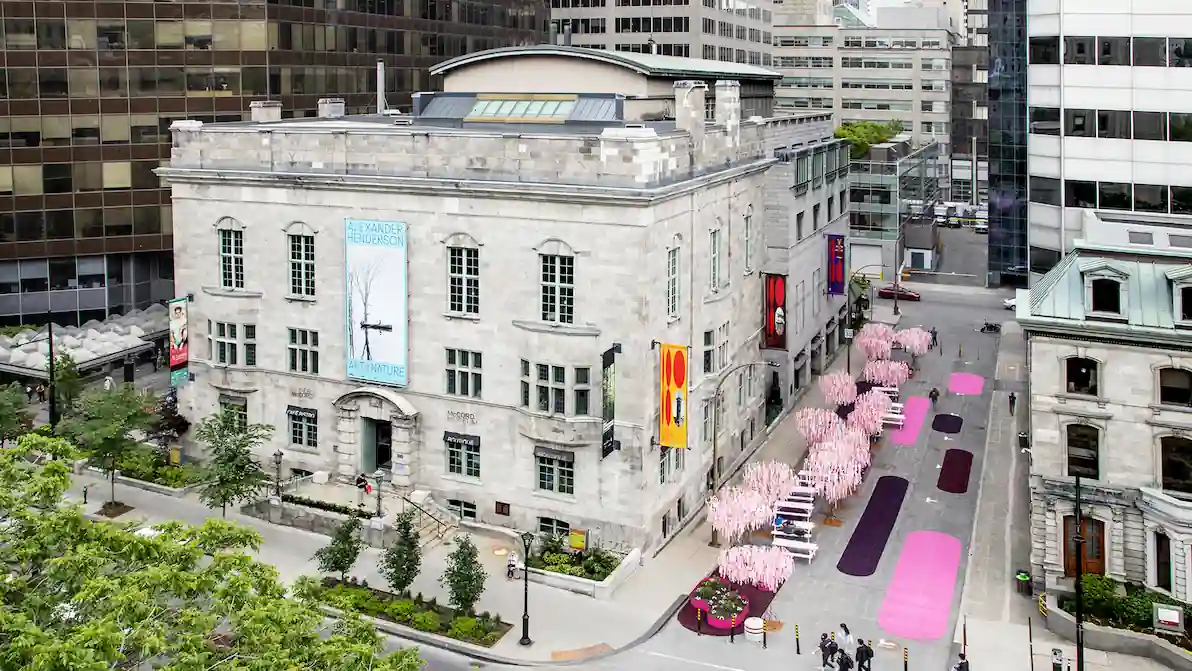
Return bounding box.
[333,388,420,487]
[1064,515,1105,576]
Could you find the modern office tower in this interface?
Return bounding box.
[548,0,774,65]
[1024,1,1192,281]
[985,0,1027,286]
[0,0,547,327]
[950,0,988,204]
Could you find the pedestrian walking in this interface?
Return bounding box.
[837,650,855,671]
[506,550,519,580]
[35,384,45,403]
[819,633,837,669]
[930,326,939,348]
[929,387,940,408]
[1008,391,1017,416]
[856,639,874,671]
[838,623,855,650]
[951,652,970,671]
[25,384,33,402]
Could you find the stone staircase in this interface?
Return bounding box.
[396,490,456,551]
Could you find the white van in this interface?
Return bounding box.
[974,223,989,235]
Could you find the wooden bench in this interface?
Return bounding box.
[772,537,818,562]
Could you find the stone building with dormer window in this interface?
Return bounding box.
[1017,210,1192,601]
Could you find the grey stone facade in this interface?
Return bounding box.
[162,80,839,552]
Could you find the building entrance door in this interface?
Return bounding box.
[1064,515,1106,576]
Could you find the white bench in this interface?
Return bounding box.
[775,506,812,521]
[882,413,905,428]
[787,485,817,498]
[874,386,899,400]
[889,402,905,413]
[772,537,818,562]
[773,519,815,535]
[781,491,815,503]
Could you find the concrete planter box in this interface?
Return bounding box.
[78,463,200,498]
[461,520,641,601]
[316,605,520,665]
[1044,594,1192,670]
[241,498,399,547]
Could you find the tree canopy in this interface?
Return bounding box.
[0,433,424,671]
[194,405,273,517]
[834,120,904,159]
[55,384,159,505]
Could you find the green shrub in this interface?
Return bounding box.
[1081,574,1120,620]
[482,631,503,646]
[411,611,441,632]
[282,494,372,519]
[543,552,571,567]
[448,616,483,640]
[386,599,415,623]
[539,533,565,556]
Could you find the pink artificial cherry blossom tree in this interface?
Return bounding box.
[742,461,799,505]
[856,333,893,361]
[794,407,842,446]
[718,545,795,591]
[707,486,773,545]
[848,390,893,436]
[862,359,911,387]
[859,322,895,342]
[805,429,869,520]
[819,371,858,406]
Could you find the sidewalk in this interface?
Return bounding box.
[28,362,173,425]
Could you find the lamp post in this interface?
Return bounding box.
[518,531,534,646]
[845,264,884,375]
[709,360,781,547]
[272,450,283,498]
[1074,475,1086,671]
[373,468,387,517]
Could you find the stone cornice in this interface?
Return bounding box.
[156,159,777,208]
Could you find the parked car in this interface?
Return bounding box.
[876,285,921,301]
[1003,297,1017,310]
[974,224,989,235]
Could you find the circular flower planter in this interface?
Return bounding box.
[690,596,711,612]
[705,602,750,630]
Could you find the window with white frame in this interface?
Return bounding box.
[540,254,575,324]
[448,246,480,315]
[709,228,722,290]
[287,328,319,374]
[535,448,575,495]
[702,329,715,373]
[208,321,256,366]
[667,247,680,318]
[218,228,244,290]
[743,207,754,272]
[520,361,589,416]
[447,499,478,520]
[573,366,592,416]
[445,433,481,478]
[288,233,315,297]
[659,446,686,484]
[538,516,570,536]
[288,407,317,449]
[717,321,729,369]
[445,348,482,398]
[219,395,247,428]
[737,370,745,406]
[701,399,712,443]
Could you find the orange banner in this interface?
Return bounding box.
[659,344,689,449]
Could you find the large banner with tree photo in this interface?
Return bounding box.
[345,219,409,387]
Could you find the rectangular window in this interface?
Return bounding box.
[1156,531,1172,591]
[1134,184,1169,213]
[1098,37,1130,66]
[522,362,583,415]
[1173,186,1192,215]
[743,211,753,272]
[1171,38,1192,67]
[1064,109,1093,137]
[540,254,575,324]
[701,399,712,443]
[702,330,714,374]
[445,348,482,398]
[1134,111,1167,141]
[288,234,315,297]
[1134,37,1167,66]
[219,395,247,428]
[667,247,680,317]
[716,321,729,370]
[209,321,256,367]
[446,435,481,478]
[796,212,805,240]
[218,228,244,289]
[1029,36,1059,64]
[1029,107,1060,135]
[1063,36,1094,65]
[709,229,722,290]
[1098,182,1132,211]
[538,516,570,536]
[447,499,478,520]
[1171,113,1192,142]
[287,328,319,375]
[447,246,480,315]
[1029,177,1061,206]
[573,366,591,416]
[536,450,575,495]
[289,410,317,449]
[1097,110,1131,139]
[1065,180,1098,208]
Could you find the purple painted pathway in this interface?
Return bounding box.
[888,396,930,446]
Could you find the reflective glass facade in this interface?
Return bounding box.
[0,0,547,326]
[986,0,1027,286]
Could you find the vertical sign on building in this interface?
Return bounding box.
[827,234,847,296]
[762,274,787,350]
[167,296,189,386]
[601,343,622,459]
[658,343,688,449]
[345,219,409,386]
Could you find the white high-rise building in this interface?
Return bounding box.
[1025,0,1192,280]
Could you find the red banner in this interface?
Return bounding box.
[762,274,787,350]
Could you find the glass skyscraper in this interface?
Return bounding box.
[0,0,547,327]
[986,0,1027,287]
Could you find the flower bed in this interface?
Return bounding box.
[1059,575,1192,650]
[295,577,511,647]
[281,494,372,519]
[81,445,202,489]
[526,534,621,581]
[687,577,748,629]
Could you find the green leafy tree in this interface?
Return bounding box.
[0,382,33,446]
[834,120,904,158]
[380,510,422,594]
[315,516,367,581]
[194,405,272,517]
[51,351,83,412]
[0,432,424,671]
[56,384,157,505]
[439,534,487,614]
[145,390,191,465]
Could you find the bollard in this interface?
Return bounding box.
[82,484,90,505]
[730,614,737,643]
[763,622,768,649]
[795,624,801,654]
[696,608,702,636]
[903,647,908,671]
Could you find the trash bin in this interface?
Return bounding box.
[1018,432,1029,449]
[744,617,765,643]
[1016,571,1032,596]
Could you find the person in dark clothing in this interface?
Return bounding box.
[930,327,939,348]
[1008,392,1017,415]
[952,652,970,671]
[837,650,854,671]
[856,639,874,671]
[929,387,940,407]
[819,633,837,669]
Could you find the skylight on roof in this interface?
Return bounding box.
[466,98,577,121]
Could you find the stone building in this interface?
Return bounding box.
[160,46,843,551]
[1018,211,1192,601]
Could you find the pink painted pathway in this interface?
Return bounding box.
[948,372,985,396]
[877,531,963,641]
[888,396,930,446]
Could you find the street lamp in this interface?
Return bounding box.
[518,531,534,646]
[709,360,781,547]
[272,450,284,498]
[845,264,884,375]
[373,468,387,517]
[1074,475,1086,671]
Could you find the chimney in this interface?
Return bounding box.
[673,80,708,148]
[318,98,346,118]
[714,80,741,140]
[563,22,572,46]
[249,100,282,123]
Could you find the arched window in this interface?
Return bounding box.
[1161,436,1192,494]
[1064,357,1099,395]
[1090,278,1121,313]
[1065,424,1099,479]
[1159,368,1192,406]
[215,217,245,290]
